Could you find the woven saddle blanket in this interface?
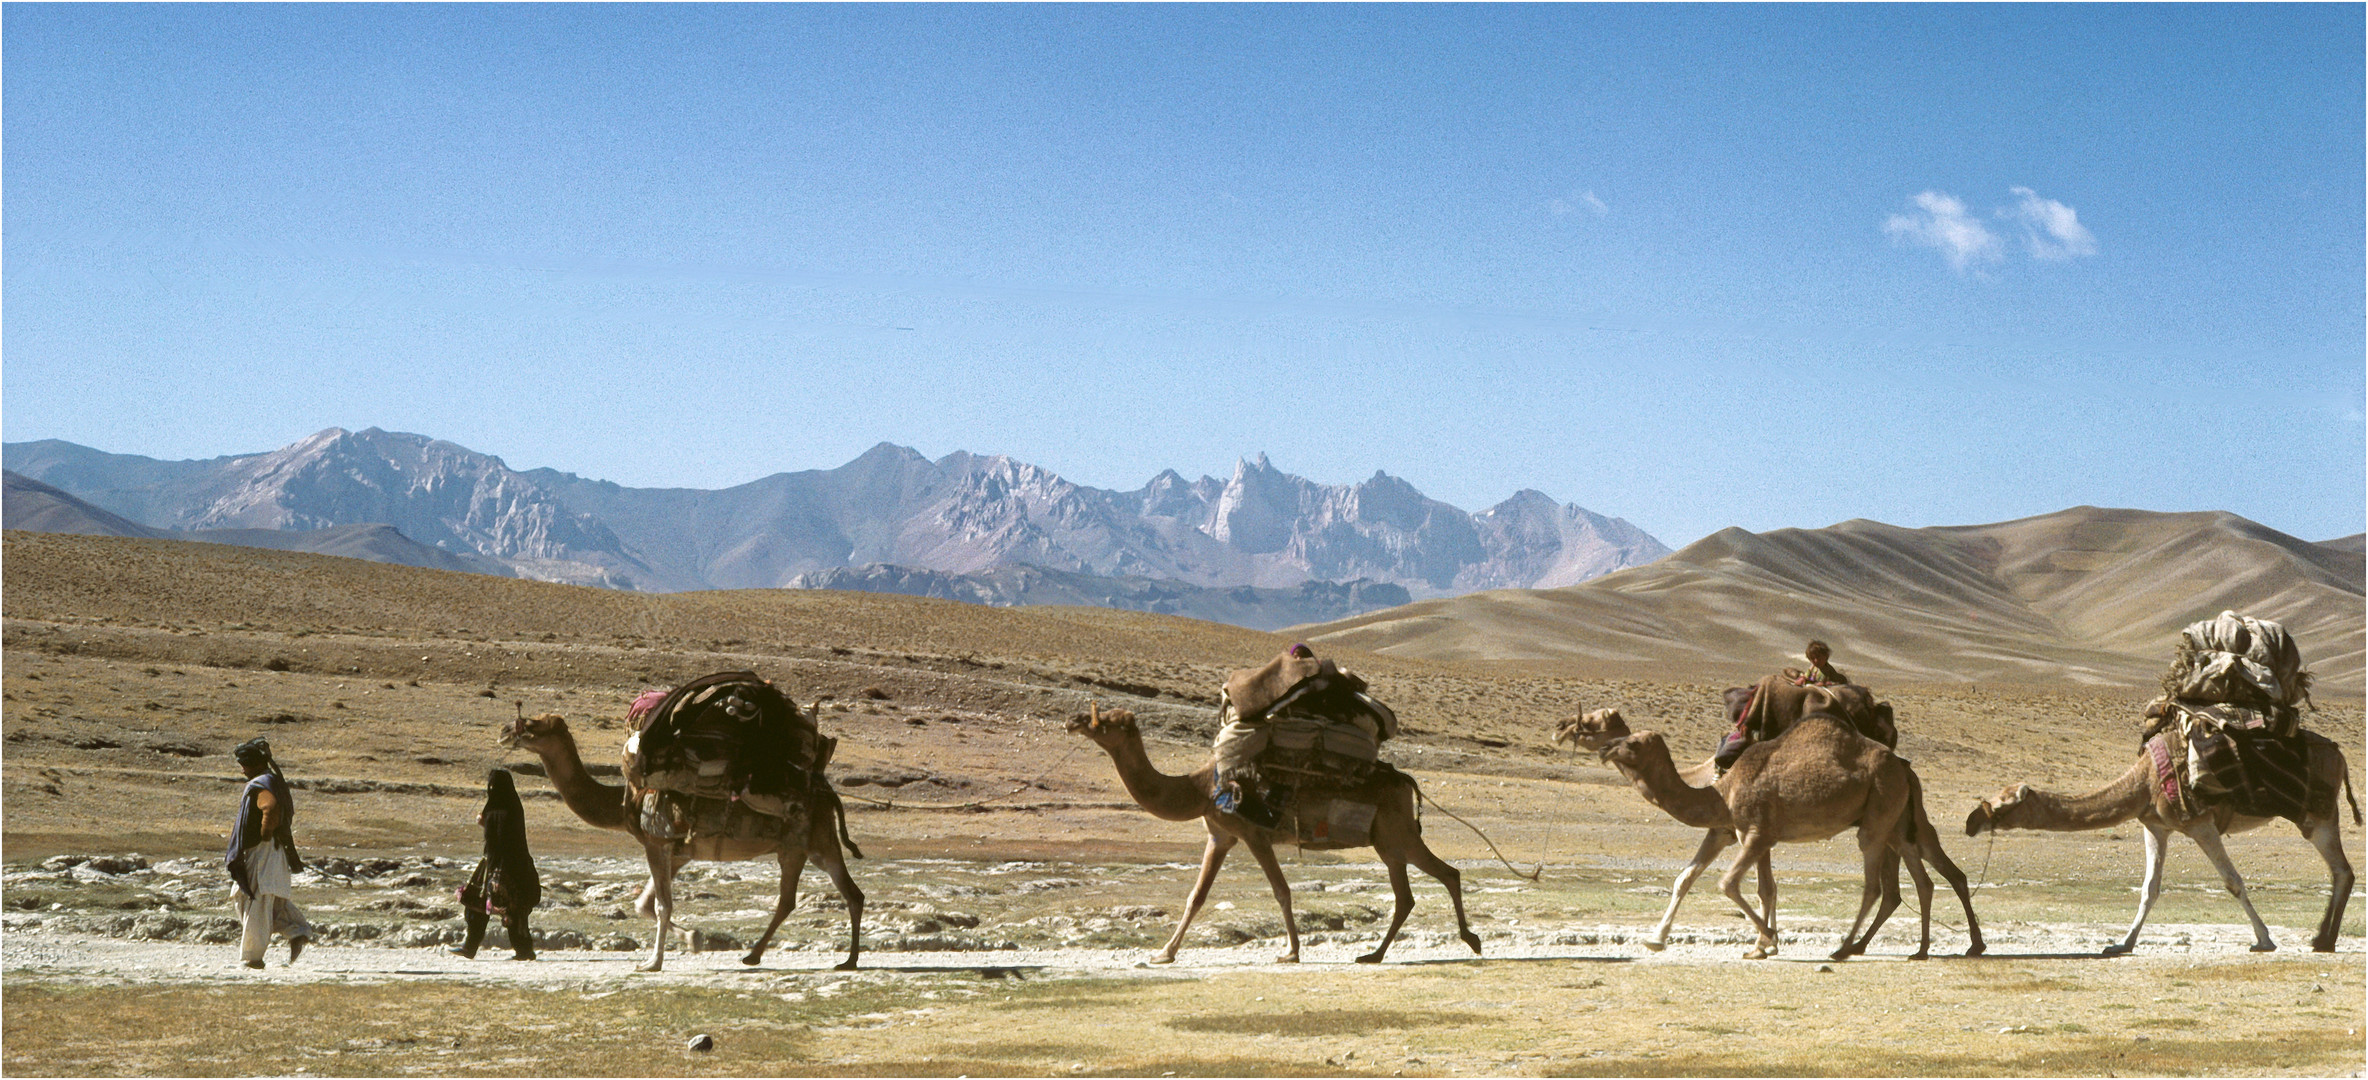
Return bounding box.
[2145,711,2325,824]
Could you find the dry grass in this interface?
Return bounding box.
[5,953,2360,1077]
[4,531,2364,1076]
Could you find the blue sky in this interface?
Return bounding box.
[6,4,2362,546]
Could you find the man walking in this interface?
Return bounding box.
[226,737,313,969]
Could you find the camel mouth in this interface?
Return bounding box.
[1065,704,1135,736]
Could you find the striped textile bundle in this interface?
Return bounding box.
[2155,710,2322,824]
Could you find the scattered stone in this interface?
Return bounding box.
[686,1034,715,1052]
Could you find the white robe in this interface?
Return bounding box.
[235,844,312,964]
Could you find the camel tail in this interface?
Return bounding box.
[824,786,865,860]
[2345,767,2361,827]
[1901,769,1922,846]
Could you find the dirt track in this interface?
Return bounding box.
[6,922,2362,1077]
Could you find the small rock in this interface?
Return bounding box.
[1815,964,1834,973]
[686,1034,715,1052]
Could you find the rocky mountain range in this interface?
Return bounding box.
[2,429,1669,623]
[2,470,511,577]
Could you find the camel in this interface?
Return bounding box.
[1066,704,1481,964]
[501,712,864,972]
[1553,707,1775,950]
[1965,732,2360,954]
[1571,710,1984,960]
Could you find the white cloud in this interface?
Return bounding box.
[1549,189,1609,217]
[1885,187,2098,271]
[1884,191,2003,270]
[2004,186,2097,260]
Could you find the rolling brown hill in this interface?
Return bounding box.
[1299,506,2365,696]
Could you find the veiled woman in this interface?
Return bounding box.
[450,768,542,960]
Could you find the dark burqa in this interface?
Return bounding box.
[478,769,540,912]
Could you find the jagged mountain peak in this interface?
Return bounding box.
[4,432,1672,614]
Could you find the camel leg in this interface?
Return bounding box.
[638,844,680,973]
[1404,841,1482,957]
[1916,825,1984,956]
[2304,816,2354,953]
[1834,831,1902,961]
[1243,838,1301,964]
[741,846,806,968]
[1154,831,1236,964]
[2105,824,2172,956]
[1832,849,1900,960]
[2185,822,2276,952]
[1720,831,1780,959]
[1754,849,1777,940]
[1647,829,1734,950]
[1361,854,1417,964]
[808,823,866,971]
[1894,845,1937,960]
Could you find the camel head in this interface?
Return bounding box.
[1065,703,1139,749]
[1866,702,1899,749]
[1964,782,2035,836]
[1552,708,1631,752]
[1597,729,1671,772]
[501,711,573,752]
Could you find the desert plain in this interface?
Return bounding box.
[2,530,2362,1076]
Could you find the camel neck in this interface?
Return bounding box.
[2005,761,2151,832]
[531,732,630,831]
[1619,748,1733,829]
[1098,732,1214,823]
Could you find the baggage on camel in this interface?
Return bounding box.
[624,671,838,844]
[1714,679,1897,773]
[2140,613,2324,825]
[1211,646,1402,840]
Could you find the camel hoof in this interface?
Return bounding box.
[1964,942,1986,957]
[1354,951,1385,964]
[1149,954,1177,966]
[1743,947,1769,960]
[1275,954,1300,965]
[2312,940,2337,954]
[1460,931,1483,955]
[1642,939,1668,952]
[636,961,663,973]
[1909,950,1930,961]
[2100,943,2133,957]
[2249,942,2277,953]
[740,952,763,967]
[833,958,860,972]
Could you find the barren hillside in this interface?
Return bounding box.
[1299,507,2365,695]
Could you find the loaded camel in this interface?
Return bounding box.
[502,711,864,972]
[1067,704,1481,964]
[1565,706,1983,959]
[1965,733,2359,954]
